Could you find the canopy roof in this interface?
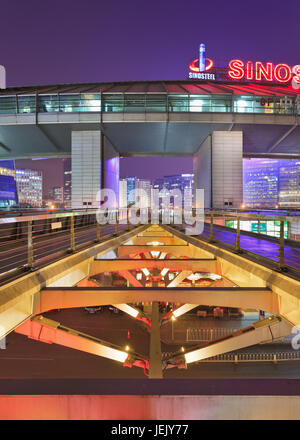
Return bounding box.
[1,80,300,96]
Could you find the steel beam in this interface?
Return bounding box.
[118,270,143,287]
[167,271,193,287]
[267,123,298,153]
[117,245,214,259]
[36,287,278,315]
[164,316,292,367]
[90,258,219,276]
[130,237,186,246]
[149,302,163,378]
[15,316,130,364]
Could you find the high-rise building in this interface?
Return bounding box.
[243,159,279,208]
[119,179,127,208]
[50,186,64,203]
[0,160,18,208]
[279,160,300,208]
[135,179,151,208]
[16,169,43,207]
[63,158,72,208]
[119,177,152,208]
[153,174,194,207]
[126,177,137,206]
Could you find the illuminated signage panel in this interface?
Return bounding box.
[188,44,300,86]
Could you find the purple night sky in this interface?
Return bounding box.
[2,0,299,186]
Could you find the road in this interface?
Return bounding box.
[0,308,299,380]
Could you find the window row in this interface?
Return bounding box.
[0,93,298,115]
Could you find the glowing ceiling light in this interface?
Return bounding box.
[96,345,129,363]
[141,268,150,277]
[236,100,248,113]
[173,304,198,318]
[112,304,139,318]
[151,251,160,258]
[161,268,169,277]
[190,99,203,112]
[187,273,201,281]
[208,273,222,280]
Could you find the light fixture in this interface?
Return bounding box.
[141,268,150,277]
[187,273,201,281]
[161,268,169,277]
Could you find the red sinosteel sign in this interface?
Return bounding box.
[228,60,300,84]
[189,56,300,85]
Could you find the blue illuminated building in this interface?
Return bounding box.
[243,159,300,208]
[0,160,18,208]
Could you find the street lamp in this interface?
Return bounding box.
[171,315,176,340]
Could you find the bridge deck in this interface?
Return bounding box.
[198,223,300,271]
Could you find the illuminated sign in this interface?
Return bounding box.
[228,59,300,84]
[188,43,216,80]
[188,44,300,86]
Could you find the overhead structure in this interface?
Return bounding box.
[0,223,297,378]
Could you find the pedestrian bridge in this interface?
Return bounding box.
[1,80,300,158]
[0,209,299,377]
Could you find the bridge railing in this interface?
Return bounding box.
[201,209,300,271]
[0,207,299,280]
[162,350,300,363]
[0,208,133,279]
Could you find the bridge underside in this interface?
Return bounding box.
[1,223,299,378]
[0,118,300,159]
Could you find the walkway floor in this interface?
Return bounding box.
[199,223,300,270]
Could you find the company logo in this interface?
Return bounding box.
[228,59,300,86]
[0,66,6,89]
[188,44,215,80]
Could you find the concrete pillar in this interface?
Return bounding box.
[71,131,119,209]
[103,136,120,207]
[71,131,101,209]
[194,131,243,209]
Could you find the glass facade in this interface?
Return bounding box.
[63,158,72,208]
[0,160,18,208]
[153,174,194,208]
[16,169,43,207]
[0,93,299,114]
[243,158,300,209]
[279,161,300,207]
